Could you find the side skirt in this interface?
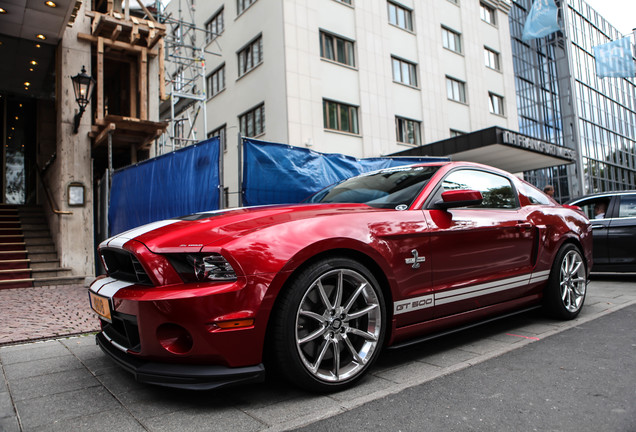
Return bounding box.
[388,295,542,350]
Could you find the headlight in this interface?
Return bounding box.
[168,253,237,283]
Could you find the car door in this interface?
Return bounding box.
[571,196,612,267]
[423,168,537,318]
[607,193,636,269]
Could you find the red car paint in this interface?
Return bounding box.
[90,162,592,389]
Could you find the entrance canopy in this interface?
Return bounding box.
[391,127,575,174]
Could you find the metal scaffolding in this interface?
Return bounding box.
[153,0,219,153]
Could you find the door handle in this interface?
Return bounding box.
[591,224,605,230]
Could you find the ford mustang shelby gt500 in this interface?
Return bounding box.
[89,162,592,392]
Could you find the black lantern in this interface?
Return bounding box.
[71,65,95,134]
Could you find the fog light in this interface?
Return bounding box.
[157,323,193,354]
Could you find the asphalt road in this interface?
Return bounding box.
[298,303,636,432]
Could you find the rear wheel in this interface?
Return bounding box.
[544,244,587,319]
[271,257,386,392]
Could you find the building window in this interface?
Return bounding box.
[320,31,355,67]
[480,3,496,25]
[484,47,500,70]
[239,103,265,137]
[205,8,224,43]
[446,77,466,103]
[447,0,459,4]
[442,27,462,54]
[208,124,227,151]
[323,99,359,134]
[237,35,263,77]
[237,0,257,15]
[335,0,352,4]
[206,64,225,98]
[450,129,465,137]
[489,92,504,115]
[391,56,418,87]
[388,1,413,31]
[396,117,421,145]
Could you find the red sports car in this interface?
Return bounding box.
[89,162,592,392]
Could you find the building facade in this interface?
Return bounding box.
[164,0,519,206]
[510,0,636,201]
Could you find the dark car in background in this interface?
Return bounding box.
[568,191,636,272]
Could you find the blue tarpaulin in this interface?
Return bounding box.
[242,139,448,206]
[109,137,221,236]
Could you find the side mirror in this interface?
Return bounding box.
[435,189,483,209]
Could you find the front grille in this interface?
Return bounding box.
[101,311,141,352]
[101,248,152,285]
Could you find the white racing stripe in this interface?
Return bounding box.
[394,269,551,315]
[100,219,180,249]
[89,276,133,299]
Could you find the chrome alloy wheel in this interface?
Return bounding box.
[559,249,586,313]
[294,268,382,383]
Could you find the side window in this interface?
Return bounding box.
[441,169,517,209]
[575,197,610,220]
[518,182,552,205]
[618,194,636,218]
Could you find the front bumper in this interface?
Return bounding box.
[96,332,266,390]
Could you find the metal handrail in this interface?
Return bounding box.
[36,163,73,215]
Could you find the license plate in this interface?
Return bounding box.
[89,291,112,321]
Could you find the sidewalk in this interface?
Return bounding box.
[1,276,635,431]
[0,285,99,346]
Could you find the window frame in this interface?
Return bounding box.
[441,26,462,54]
[395,116,421,146]
[387,1,414,32]
[206,63,225,99]
[323,99,360,135]
[237,34,263,78]
[391,56,418,87]
[319,30,356,68]
[208,123,227,152]
[488,92,505,116]
[237,0,257,16]
[480,3,496,26]
[484,46,501,71]
[239,103,265,137]
[205,7,224,43]
[446,76,467,103]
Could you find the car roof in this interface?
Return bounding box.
[568,190,636,203]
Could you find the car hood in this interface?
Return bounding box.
[101,203,383,253]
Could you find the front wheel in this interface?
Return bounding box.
[544,244,587,319]
[271,257,386,392]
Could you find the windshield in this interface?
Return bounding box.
[306,165,441,209]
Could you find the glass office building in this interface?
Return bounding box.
[509,0,636,201]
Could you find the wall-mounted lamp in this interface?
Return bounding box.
[71,65,95,134]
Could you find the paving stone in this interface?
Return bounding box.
[15,387,120,430]
[242,393,342,426]
[31,409,144,432]
[419,346,481,368]
[0,414,20,432]
[143,407,264,432]
[0,390,15,417]
[0,340,69,365]
[374,360,442,385]
[9,366,100,402]
[3,354,82,381]
[327,373,394,403]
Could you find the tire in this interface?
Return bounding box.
[271,257,386,392]
[544,244,587,320]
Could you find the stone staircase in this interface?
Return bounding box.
[0,204,85,289]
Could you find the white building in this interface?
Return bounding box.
[165,0,519,206]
